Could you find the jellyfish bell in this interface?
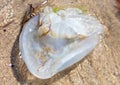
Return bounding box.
[19,7,104,79]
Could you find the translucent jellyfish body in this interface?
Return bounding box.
[19,7,103,79]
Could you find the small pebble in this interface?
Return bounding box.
[3,29,6,32]
[8,64,14,67]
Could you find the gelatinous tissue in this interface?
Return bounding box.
[19,7,104,79]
